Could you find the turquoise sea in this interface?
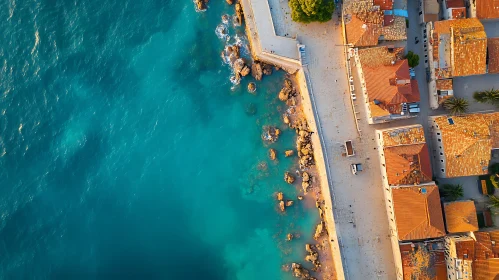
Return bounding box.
[0,0,320,279]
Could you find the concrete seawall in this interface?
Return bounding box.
[296,68,346,280]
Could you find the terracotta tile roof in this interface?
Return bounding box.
[392,185,445,241]
[456,239,475,260]
[381,126,432,185]
[345,12,384,47]
[432,19,487,78]
[436,79,453,91]
[476,0,499,19]
[385,144,433,185]
[358,46,404,67]
[473,259,499,280]
[446,0,465,8]
[450,7,467,19]
[432,112,499,177]
[487,38,499,74]
[359,48,420,115]
[452,27,487,77]
[370,101,391,118]
[443,201,479,233]
[400,242,447,280]
[382,125,426,146]
[374,0,393,10]
[382,16,408,41]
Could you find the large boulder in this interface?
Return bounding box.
[233,58,245,73]
[235,3,243,25]
[240,65,251,76]
[278,87,292,101]
[269,148,277,160]
[226,0,234,5]
[286,200,294,207]
[277,192,284,201]
[314,222,325,240]
[251,62,263,80]
[284,172,295,184]
[248,82,256,93]
[302,172,310,182]
[263,63,273,75]
[195,0,207,10]
[279,201,285,212]
[285,150,294,157]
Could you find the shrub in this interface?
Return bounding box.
[443,97,468,115]
[439,184,464,201]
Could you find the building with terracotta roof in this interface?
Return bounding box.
[430,18,487,79]
[377,125,433,186]
[445,231,499,280]
[488,38,499,74]
[436,79,454,104]
[470,0,499,19]
[429,112,499,178]
[358,46,421,124]
[343,0,406,47]
[443,0,466,19]
[443,201,479,233]
[392,185,446,241]
[399,240,447,280]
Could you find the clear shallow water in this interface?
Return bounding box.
[0,0,319,279]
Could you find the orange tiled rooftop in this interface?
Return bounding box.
[381,125,432,185]
[359,47,420,116]
[392,185,445,241]
[488,38,499,74]
[432,112,499,177]
[432,18,487,78]
[453,231,499,278]
[400,241,447,280]
[443,201,479,233]
[475,0,499,19]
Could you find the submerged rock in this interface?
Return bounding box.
[287,233,293,241]
[285,150,294,157]
[269,148,277,161]
[291,263,310,279]
[226,0,234,5]
[245,103,257,115]
[286,200,294,207]
[284,172,295,184]
[297,195,304,200]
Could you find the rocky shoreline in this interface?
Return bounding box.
[213,1,335,279]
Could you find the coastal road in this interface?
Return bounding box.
[267,1,398,279]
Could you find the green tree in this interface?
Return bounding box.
[473,88,499,106]
[443,97,468,115]
[406,51,420,68]
[439,184,464,201]
[491,175,499,189]
[289,0,335,23]
[488,195,499,209]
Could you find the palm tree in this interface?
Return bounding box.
[443,97,469,115]
[488,195,499,209]
[439,184,464,201]
[473,88,499,106]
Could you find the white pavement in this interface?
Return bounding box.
[267,1,398,279]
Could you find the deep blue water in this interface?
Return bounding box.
[0,0,319,279]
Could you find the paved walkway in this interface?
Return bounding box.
[267,1,397,279]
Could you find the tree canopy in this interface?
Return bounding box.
[289,0,335,23]
[443,97,468,115]
[473,88,499,107]
[406,51,420,68]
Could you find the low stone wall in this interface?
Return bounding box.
[296,68,346,280]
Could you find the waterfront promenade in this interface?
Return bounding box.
[241,0,398,279]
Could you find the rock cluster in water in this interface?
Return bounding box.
[305,244,322,272]
[251,61,273,81]
[262,126,280,143]
[290,263,316,280]
[276,192,294,213]
[268,148,277,160]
